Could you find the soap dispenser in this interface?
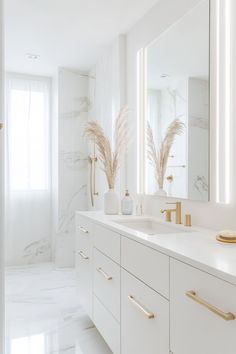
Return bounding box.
[121,190,133,215]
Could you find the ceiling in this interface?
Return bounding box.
[5,0,158,77]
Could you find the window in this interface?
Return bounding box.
[6,75,51,191]
[11,334,45,354]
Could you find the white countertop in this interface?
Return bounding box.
[76,211,236,286]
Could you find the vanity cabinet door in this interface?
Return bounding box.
[76,215,93,254]
[76,250,92,317]
[121,236,169,298]
[93,248,120,321]
[170,259,236,354]
[121,269,169,354]
[93,223,120,264]
[93,295,120,354]
[75,216,93,318]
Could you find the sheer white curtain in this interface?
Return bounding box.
[5,74,52,265]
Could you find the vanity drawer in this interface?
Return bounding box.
[121,237,169,298]
[121,269,169,354]
[76,214,92,234]
[93,295,120,354]
[75,247,92,318]
[94,248,120,321]
[75,215,92,253]
[93,224,120,264]
[170,259,236,354]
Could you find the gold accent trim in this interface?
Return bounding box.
[78,251,89,260]
[186,290,235,321]
[166,201,182,224]
[160,208,172,222]
[96,267,112,281]
[78,226,89,234]
[185,214,192,227]
[128,295,155,319]
[166,175,173,183]
[89,154,99,207]
[216,235,236,243]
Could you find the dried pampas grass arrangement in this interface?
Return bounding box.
[147,118,184,191]
[84,106,129,189]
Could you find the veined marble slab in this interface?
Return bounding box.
[5,263,112,354]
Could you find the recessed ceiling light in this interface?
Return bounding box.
[26,53,40,60]
[160,74,170,78]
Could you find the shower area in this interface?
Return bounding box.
[5,69,90,268]
[4,36,125,269]
[4,69,110,354]
[4,36,125,354]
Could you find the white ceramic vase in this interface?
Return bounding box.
[155,188,167,197]
[104,189,119,215]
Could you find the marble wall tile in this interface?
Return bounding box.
[55,69,89,267]
[23,239,51,264]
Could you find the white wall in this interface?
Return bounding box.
[0,0,4,350]
[88,35,127,210]
[126,0,236,230]
[55,68,88,267]
[51,74,59,264]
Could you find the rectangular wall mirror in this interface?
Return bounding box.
[138,0,210,201]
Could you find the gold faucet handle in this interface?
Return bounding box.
[160,209,172,222]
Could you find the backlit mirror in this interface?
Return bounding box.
[139,0,210,201]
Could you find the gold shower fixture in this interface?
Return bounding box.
[89,149,98,207]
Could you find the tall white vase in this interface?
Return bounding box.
[155,188,167,197]
[104,189,119,215]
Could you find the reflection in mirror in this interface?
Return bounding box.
[142,0,209,201]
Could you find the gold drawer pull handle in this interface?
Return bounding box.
[186,290,235,321]
[0,123,3,130]
[78,251,89,260]
[78,226,89,234]
[96,267,112,280]
[128,295,155,319]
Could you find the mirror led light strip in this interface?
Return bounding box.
[216,0,232,204]
[224,0,232,204]
[137,48,146,194]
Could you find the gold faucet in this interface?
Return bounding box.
[160,202,182,224]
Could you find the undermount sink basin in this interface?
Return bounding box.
[113,217,190,235]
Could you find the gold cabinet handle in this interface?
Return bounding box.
[186,290,235,321]
[96,267,112,280]
[78,226,89,234]
[78,251,89,260]
[128,295,155,319]
[0,123,3,130]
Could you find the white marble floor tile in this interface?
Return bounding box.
[5,263,112,354]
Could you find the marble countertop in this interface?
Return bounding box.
[76,211,236,286]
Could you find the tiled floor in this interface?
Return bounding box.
[5,263,112,354]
